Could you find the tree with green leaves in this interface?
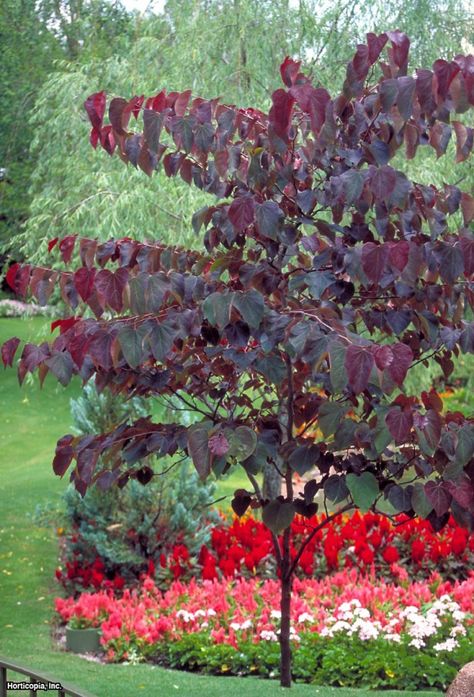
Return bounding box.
[3,31,474,687]
[0,0,61,247]
[0,0,134,254]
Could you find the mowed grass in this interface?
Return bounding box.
[0,317,441,696]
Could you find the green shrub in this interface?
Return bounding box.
[150,631,474,691]
[58,383,219,592]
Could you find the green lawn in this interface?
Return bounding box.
[0,317,442,696]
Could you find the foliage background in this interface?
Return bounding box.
[1,0,473,262]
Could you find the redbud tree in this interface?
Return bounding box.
[3,31,474,687]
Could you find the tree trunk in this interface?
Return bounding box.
[262,460,281,499]
[279,529,292,687]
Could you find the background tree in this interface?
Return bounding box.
[37,0,132,61]
[0,0,60,248]
[0,0,133,255]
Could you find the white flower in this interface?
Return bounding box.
[452,610,466,622]
[450,625,466,637]
[338,602,352,613]
[401,606,419,617]
[331,620,352,634]
[297,613,314,624]
[260,630,278,642]
[358,624,379,641]
[337,610,353,621]
[176,610,194,622]
[271,610,282,619]
[434,638,459,653]
[207,609,216,616]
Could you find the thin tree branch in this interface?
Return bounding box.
[168,387,214,419]
[206,495,229,507]
[409,347,444,370]
[53,190,120,222]
[288,503,353,577]
[284,354,295,444]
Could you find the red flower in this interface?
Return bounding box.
[113,575,125,590]
[172,544,189,561]
[324,544,339,570]
[198,545,209,565]
[382,545,399,564]
[228,544,245,563]
[451,529,468,556]
[411,539,425,563]
[359,546,374,566]
[91,569,104,588]
[202,559,218,580]
[244,553,256,572]
[299,549,314,575]
[170,563,185,579]
[429,544,441,563]
[93,557,105,571]
[369,531,383,548]
[219,558,236,577]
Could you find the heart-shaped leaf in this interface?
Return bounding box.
[346,472,379,511]
[262,500,295,534]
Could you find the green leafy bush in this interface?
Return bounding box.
[57,383,219,593]
[151,631,474,690]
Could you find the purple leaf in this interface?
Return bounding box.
[362,242,390,283]
[373,345,394,370]
[95,268,129,312]
[269,89,295,140]
[387,31,410,75]
[208,432,230,456]
[1,337,20,368]
[370,165,397,201]
[386,407,413,443]
[388,241,410,272]
[345,345,374,393]
[387,343,413,386]
[397,76,416,119]
[425,480,452,517]
[366,32,388,64]
[445,475,474,510]
[228,195,255,232]
[53,435,75,477]
[84,92,106,130]
[280,57,301,87]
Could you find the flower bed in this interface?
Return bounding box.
[0,299,56,317]
[55,571,474,690]
[56,511,474,593]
